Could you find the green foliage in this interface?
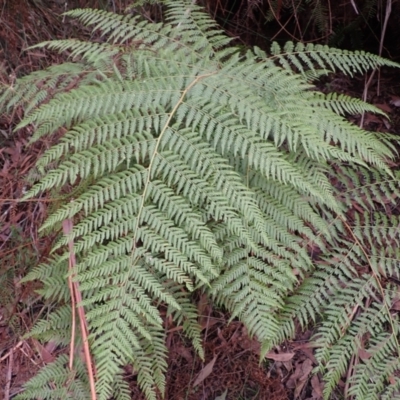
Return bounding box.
[2,1,400,399]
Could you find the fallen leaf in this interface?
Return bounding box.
[363,113,382,125]
[373,103,392,113]
[287,365,301,389]
[294,359,313,398]
[358,348,371,361]
[391,299,400,311]
[311,374,324,399]
[266,352,295,362]
[299,346,317,365]
[32,339,56,364]
[193,355,217,387]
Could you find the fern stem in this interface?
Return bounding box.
[130,71,217,266]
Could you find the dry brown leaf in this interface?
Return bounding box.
[300,346,318,365]
[374,103,392,113]
[287,364,302,389]
[294,359,313,398]
[311,374,324,399]
[391,299,400,311]
[32,339,56,364]
[265,351,295,362]
[358,348,372,361]
[193,354,218,387]
[363,113,382,125]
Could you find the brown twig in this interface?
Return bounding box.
[344,353,356,399]
[0,341,23,363]
[4,349,13,400]
[63,219,77,372]
[62,217,97,400]
[360,0,392,127]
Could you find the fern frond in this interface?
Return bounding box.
[16,355,90,400]
[269,41,399,77]
[9,1,400,399]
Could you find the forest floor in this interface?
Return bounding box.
[1,1,400,399]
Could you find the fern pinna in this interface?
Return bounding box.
[2,0,399,399]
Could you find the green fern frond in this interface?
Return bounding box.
[7,1,400,399]
[16,355,90,400]
[310,92,387,116]
[269,41,399,76]
[0,62,97,116]
[265,191,400,398]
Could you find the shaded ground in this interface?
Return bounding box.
[1,1,400,399]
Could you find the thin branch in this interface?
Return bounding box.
[63,217,97,400]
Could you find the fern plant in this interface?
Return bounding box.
[2,1,400,399]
